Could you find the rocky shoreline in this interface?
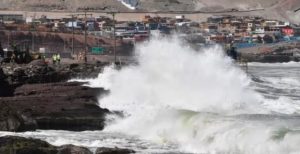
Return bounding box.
[0,60,108,96]
[0,136,135,154]
[0,61,135,153]
[0,61,110,131]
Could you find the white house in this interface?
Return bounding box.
[254,27,265,34]
[26,17,33,23]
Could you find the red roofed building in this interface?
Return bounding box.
[281,26,294,37]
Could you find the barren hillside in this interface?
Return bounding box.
[0,0,299,24]
[137,0,300,24]
[0,0,130,11]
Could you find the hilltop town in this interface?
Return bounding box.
[0,12,300,64]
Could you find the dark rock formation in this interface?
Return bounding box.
[0,101,36,131]
[2,63,61,86]
[0,62,112,131]
[67,62,108,79]
[95,147,135,154]
[0,62,108,97]
[57,144,93,154]
[0,82,110,131]
[0,136,94,154]
[241,54,299,63]
[0,68,14,96]
[0,136,58,154]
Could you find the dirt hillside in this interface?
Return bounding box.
[0,0,299,24]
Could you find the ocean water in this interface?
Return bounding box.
[1,36,300,154]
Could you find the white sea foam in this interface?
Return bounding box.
[248,62,300,67]
[73,35,300,153]
[98,36,263,114]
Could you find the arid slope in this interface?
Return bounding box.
[0,0,299,23]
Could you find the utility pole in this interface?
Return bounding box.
[71,15,75,56]
[32,24,35,52]
[68,11,92,62]
[63,40,66,52]
[84,10,87,63]
[7,31,10,49]
[108,12,117,64]
[67,14,76,57]
[113,13,116,64]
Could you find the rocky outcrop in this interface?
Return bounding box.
[0,82,110,131]
[0,136,94,154]
[1,62,107,87]
[0,61,112,131]
[241,53,300,63]
[0,102,36,132]
[57,145,93,154]
[0,62,108,97]
[0,68,14,97]
[67,62,108,79]
[0,136,58,154]
[95,147,135,154]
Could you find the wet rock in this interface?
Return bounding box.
[1,64,69,87]
[0,102,37,132]
[1,62,105,88]
[241,53,299,63]
[58,144,93,154]
[0,102,22,131]
[0,136,58,154]
[95,147,135,154]
[0,136,94,154]
[67,63,106,79]
[0,62,110,131]
[0,82,109,131]
[0,68,14,96]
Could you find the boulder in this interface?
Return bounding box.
[0,102,22,131]
[95,147,135,154]
[67,63,105,79]
[0,136,58,154]
[0,102,37,132]
[58,145,92,154]
[0,136,94,154]
[0,68,14,97]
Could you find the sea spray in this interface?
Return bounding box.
[87,35,300,153]
[98,36,262,114]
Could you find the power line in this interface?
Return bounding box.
[68,11,93,63]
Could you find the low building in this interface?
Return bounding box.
[66,21,83,29]
[281,26,294,37]
[291,25,300,37]
[254,26,265,34]
[264,20,279,27]
[0,14,23,24]
[26,17,33,23]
